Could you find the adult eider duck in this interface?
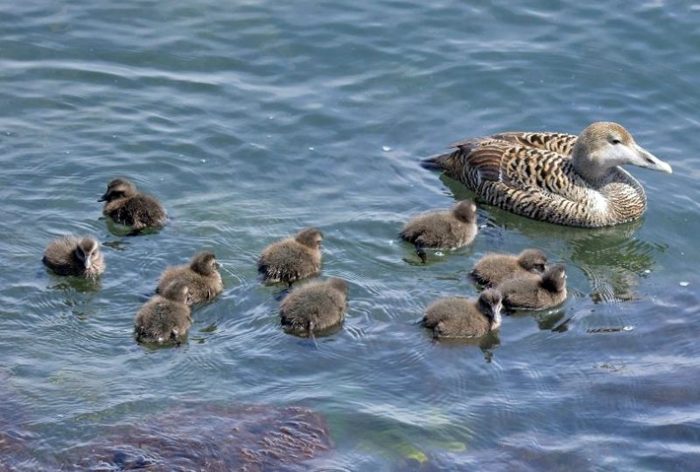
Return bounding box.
[400,200,478,263]
[280,277,348,336]
[99,178,166,232]
[42,235,105,277]
[497,264,568,311]
[471,249,547,287]
[156,251,223,304]
[258,227,323,286]
[422,289,502,338]
[422,122,672,227]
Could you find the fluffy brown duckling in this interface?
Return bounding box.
[422,289,502,338]
[471,249,548,287]
[156,251,223,304]
[99,178,166,232]
[258,227,323,286]
[400,200,477,263]
[42,235,105,277]
[497,264,568,311]
[280,277,348,336]
[134,281,192,345]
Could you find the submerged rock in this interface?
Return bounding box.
[0,369,39,471]
[60,403,332,471]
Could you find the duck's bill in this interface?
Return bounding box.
[635,144,673,174]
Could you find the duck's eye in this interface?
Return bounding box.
[611,138,621,145]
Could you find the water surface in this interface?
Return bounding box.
[1,1,699,469]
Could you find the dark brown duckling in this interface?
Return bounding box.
[423,289,502,338]
[42,235,105,277]
[471,249,548,287]
[156,251,223,304]
[134,281,192,345]
[99,178,166,232]
[400,200,477,263]
[280,277,348,336]
[258,227,323,286]
[497,264,568,310]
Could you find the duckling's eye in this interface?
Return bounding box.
[610,138,621,145]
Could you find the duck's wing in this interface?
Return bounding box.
[422,137,602,226]
[439,137,582,194]
[486,131,578,156]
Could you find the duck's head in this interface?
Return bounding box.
[190,251,219,276]
[541,264,567,293]
[161,281,192,305]
[572,122,672,180]
[99,178,138,202]
[478,288,503,329]
[76,237,101,270]
[452,200,477,224]
[296,227,323,249]
[327,277,349,295]
[518,249,547,273]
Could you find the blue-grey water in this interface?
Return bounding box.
[1,1,699,470]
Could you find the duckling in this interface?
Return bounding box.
[258,227,323,285]
[280,277,348,336]
[422,122,673,227]
[422,289,502,338]
[400,200,477,263]
[156,251,223,304]
[134,281,192,345]
[497,264,568,310]
[42,235,105,277]
[99,178,166,232]
[471,249,548,287]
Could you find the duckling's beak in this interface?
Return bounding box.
[634,144,673,174]
[98,193,107,202]
[84,254,92,269]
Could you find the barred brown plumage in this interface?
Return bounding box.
[422,122,672,228]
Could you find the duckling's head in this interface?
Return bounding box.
[573,122,672,180]
[190,251,219,276]
[161,281,191,305]
[518,249,547,273]
[296,227,323,249]
[452,200,477,223]
[478,288,503,328]
[541,264,567,293]
[327,277,348,295]
[99,178,137,202]
[76,237,101,270]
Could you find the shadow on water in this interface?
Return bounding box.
[437,174,664,303]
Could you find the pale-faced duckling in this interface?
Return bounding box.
[400,200,477,262]
[157,251,223,304]
[422,289,502,338]
[258,227,323,286]
[471,248,547,287]
[134,281,192,345]
[280,277,348,336]
[42,235,105,277]
[497,264,568,310]
[423,122,673,227]
[99,178,166,232]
